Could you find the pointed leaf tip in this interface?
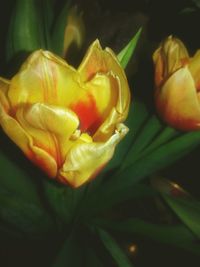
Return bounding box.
[118,27,142,69]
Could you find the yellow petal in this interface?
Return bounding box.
[188,50,200,89]
[153,47,165,88]
[0,78,10,113]
[153,36,189,87]
[78,40,130,118]
[58,123,129,187]
[156,67,200,130]
[7,50,81,111]
[16,103,79,166]
[70,72,119,135]
[0,108,57,177]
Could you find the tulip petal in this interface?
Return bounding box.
[58,123,129,187]
[156,67,200,130]
[16,103,79,166]
[78,40,130,118]
[153,36,189,87]
[188,50,200,89]
[0,78,10,113]
[0,108,57,177]
[7,50,82,111]
[70,72,119,134]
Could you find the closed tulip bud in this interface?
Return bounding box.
[0,40,130,188]
[153,36,200,131]
[63,7,85,58]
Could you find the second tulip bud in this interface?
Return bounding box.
[153,36,200,131]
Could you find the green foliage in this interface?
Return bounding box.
[97,228,134,267]
[6,0,46,63]
[118,28,142,69]
[52,230,84,267]
[154,178,200,239]
[163,195,200,239]
[51,0,72,56]
[94,218,200,256]
[0,143,54,236]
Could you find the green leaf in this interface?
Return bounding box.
[134,126,179,162]
[122,114,163,169]
[192,0,200,8]
[52,230,84,267]
[39,0,55,49]
[121,129,200,185]
[85,246,104,267]
[105,99,148,172]
[0,187,53,236]
[51,0,71,56]
[0,137,53,235]
[81,184,157,218]
[84,130,200,215]
[117,28,142,69]
[97,228,134,267]
[153,178,200,239]
[6,0,45,63]
[163,195,200,239]
[0,140,41,202]
[43,179,87,224]
[94,218,200,256]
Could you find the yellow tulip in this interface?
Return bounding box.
[0,40,130,188]
[153,36,200,131]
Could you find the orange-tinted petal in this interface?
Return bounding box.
[156,67,200,130]
[7,50,81,111]
[78,40,130,118]
[153,36,189,87]
[71,72,119,134]
[0,78,10,113]
[188,50,200,90]
[0,108,57,177]
[16,103,79,166]
[58,123,128,187]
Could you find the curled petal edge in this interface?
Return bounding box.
[58,123,129,188]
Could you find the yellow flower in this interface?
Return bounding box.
[153,36,200,131]
[0,40,130,188]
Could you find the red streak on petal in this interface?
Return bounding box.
[71,94,102,134]
[180,58,189,66]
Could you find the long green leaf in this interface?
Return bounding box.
[163,195,200,239]
[97,228,134,267]
[6,0,45,63]
[52,230,83,267]
[51,0,71,55]
[0,187,53,236]
[43,179,87,225]
[122,114,163,169]
[81,184,157,218]
[39,0,55,49]
[118,28,142,69]
[94,219,200,256]
[0,136,53,235]
[0,139,42,202]
[152,177,200,238]
[84,130,200,215]
[104,99,148,172]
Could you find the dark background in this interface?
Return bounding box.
[0,0,200,266]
